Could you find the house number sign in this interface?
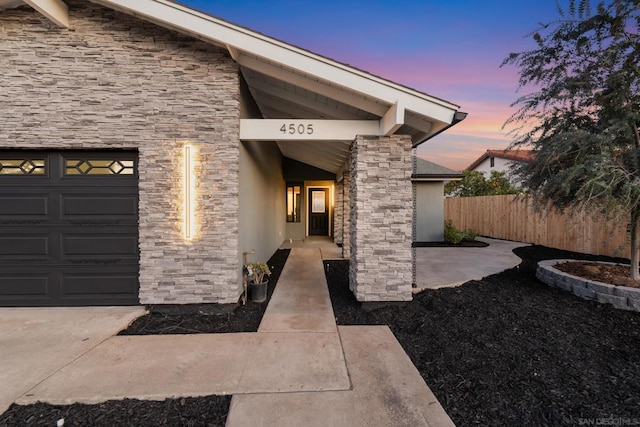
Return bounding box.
[280,123,314,135]
[238,119,381,141]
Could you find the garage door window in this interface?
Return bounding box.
[65,159,135,176]
[0,159,46,175]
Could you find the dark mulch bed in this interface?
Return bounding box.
[325,245,640,426]
[413,240,489,248]
[0,396,231,427]
[120,249,290,335]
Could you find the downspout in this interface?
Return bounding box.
[413,111,468,147]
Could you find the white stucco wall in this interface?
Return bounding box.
[414,182,445,242]
[238,141,286,278]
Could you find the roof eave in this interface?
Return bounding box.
[89,0,461,130]
[412,174,463,182]
[413,111,468,147]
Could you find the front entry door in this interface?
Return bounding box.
[308,189,329,236]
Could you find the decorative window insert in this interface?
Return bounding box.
[65,159,135,175]
[0,159,46,175]
[490,157,495,168]
[311,190,326,213]
[286,183,302,223]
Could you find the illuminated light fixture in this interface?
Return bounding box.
[183,143,196,240]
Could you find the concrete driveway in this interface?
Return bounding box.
[0,306,145,413]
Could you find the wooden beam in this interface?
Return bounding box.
[24,0,69,28]
[226,45,240,61]
[380,100,405,135]
[240,119,381,141]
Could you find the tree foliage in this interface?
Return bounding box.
[445,170,520,197]
[502,0,640,277]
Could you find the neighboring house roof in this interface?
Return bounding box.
[412,157,463,182]
[466,149,535,171]
[0,0,466,173]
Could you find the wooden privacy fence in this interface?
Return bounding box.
[445,194,630,259]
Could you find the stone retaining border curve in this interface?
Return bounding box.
[536,260,640,312]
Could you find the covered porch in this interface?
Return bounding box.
[231,27,466,302]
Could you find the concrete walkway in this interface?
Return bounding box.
[415,237,529,291]
[259,247,337,333]
[15,248,351,406]
[0,239,520,427]
[4,246,459,426]
[0,238,529,424]
[227,326,453,427]
[228,247,453,425]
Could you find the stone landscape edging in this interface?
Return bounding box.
[536,259,640,312]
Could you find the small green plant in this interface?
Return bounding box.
[246,262,271,284]
[444,221,478,244]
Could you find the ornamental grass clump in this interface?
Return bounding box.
[444,221,478,244]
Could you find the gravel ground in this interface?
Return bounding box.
[3,244,639,426]
[325,244,640,426]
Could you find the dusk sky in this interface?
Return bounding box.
[180,0,566,170]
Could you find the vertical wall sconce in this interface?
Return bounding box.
[183,143,195,241]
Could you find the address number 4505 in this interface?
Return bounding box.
[280,123,314,135]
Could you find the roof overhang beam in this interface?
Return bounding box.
[24,0,69,28]
[380,100,404,136]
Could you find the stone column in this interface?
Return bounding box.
[348,135,413,301]
[334,179,343,246]
[342,162,351,260]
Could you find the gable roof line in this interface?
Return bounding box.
[90,0,461,127]
[412,157,463,180]
[466,149,535,171]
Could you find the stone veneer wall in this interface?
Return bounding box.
[349,135,413,301]
[342,165,351,260]
[334,180,343,246]
[0,2,241,304]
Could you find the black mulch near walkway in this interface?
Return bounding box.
[0,397,231,427]
[120,249,290,335]
[325,245,640,426]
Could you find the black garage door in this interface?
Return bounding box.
[0,151,139,306]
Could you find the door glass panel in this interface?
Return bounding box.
[312,191,325,213]
[0,159,46,175]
